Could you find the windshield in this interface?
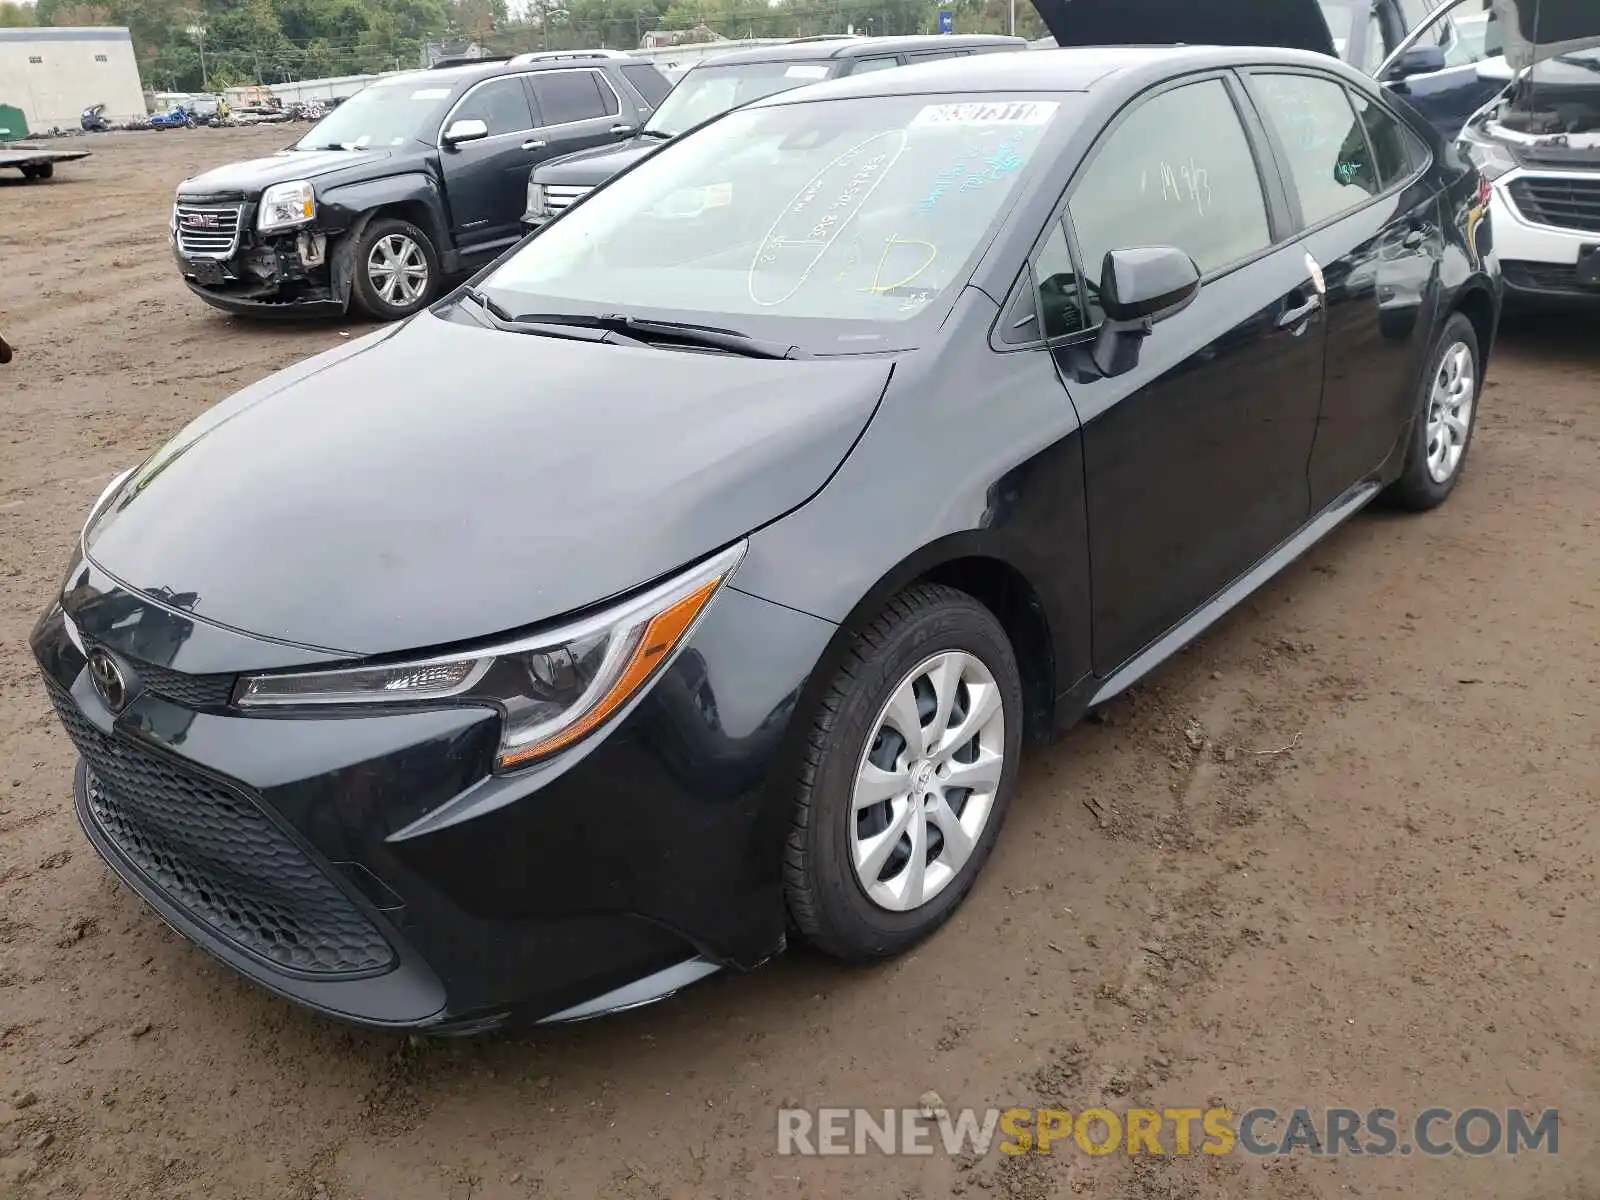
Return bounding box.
[484,93,1073,352]
[643,61,835,137]
[293,80,446,150]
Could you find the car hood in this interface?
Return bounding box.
[83,308,892,657]
[1028,0,1335,57]
[533,138,663,186]
[1494,0,1600,69]
[176,147,395,199]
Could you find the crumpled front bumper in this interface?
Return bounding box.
[172,211,343,317]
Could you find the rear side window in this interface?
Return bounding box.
[452,77,535,136]
[620,63,672,106]
[850,57,904,73]
[532,71,614,125]
[1069,78,1272,313]
[1250,73,1380,226]
[1349,90,1430,186]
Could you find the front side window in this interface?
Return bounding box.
[453,77,536,136]
[642,62,829,137]
[485,93,1075,351]
[1251,73,1380,227]
[1068,78,1271,323]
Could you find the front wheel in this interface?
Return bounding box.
[1384,311,1482,511]
[349,216,440,321]
[21,163,53,181]
[783,584,1023,961]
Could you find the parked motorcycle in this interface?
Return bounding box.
[148,106,194,130]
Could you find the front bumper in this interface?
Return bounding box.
[172,199,343,317]
[32,554,835,1031]
[1491,167,1600,306]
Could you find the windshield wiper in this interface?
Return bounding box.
[509,311,811,359]
[460,289,650,347]
[639,129,674,140]
[1553,54,1600,75]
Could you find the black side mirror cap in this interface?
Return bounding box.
[1391,44,1448,79]
[1090,245,1201,378]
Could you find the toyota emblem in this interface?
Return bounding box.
[87,647,130,712]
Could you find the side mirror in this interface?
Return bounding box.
[1091,246,1200,378]
[1390,44,1447,79]
[442,118,490,147]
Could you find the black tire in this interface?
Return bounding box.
[1384,311,1482,511]
[349,216,441,321]
[21,163,52,181]
[784,583,1024,961]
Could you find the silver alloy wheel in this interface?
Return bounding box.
[1425,341,1475,484]
[367,233,429,308]
[850,650,1006,913]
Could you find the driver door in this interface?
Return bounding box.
[441,74,544,258]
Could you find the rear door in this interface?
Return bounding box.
[527,68,638,159]
[439,74,542,256]
[1241,69,1445,509]
[1048,73,1330,673]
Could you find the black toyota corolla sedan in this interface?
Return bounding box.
[33,44,1500,1033]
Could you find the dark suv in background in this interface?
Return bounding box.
[521,34,1026,229]
[170,54,671,320]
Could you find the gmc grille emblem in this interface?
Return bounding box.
[182,213,221,229]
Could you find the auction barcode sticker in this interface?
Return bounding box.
[910,101,1058,127]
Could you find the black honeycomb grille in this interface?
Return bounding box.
[125,656,237,709]
[48,689,394,978]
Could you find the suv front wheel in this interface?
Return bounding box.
[350,216,440,320]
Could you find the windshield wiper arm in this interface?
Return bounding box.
[1553,54,1600,74]
[461,289,650,347]
[638,129,674,140]
[507,312,809,359]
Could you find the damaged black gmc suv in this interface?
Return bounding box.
[169,54,670,319]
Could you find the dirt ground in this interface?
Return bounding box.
[0,128,1597,1200]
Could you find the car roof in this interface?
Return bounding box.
[751,43,1366,101]
[702,34,1026,65]
[383,57,629,87]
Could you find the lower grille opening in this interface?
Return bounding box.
[50,689,395,978]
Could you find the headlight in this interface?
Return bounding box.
[235,542,745,771]
[1459,132,1517,182]
[258,179,316,233]
[525,179,548,218]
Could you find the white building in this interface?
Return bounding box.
[0,27,146,132]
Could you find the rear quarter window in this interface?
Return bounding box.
[621,63,672,106]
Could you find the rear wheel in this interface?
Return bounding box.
[350,216,439,320]
[1385,312,1482,511]
[784,584,1023,961]
[21,163,53,181]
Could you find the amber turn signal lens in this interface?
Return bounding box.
[496,574,723,768]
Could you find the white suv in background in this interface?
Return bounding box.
[1454,0,1600,306]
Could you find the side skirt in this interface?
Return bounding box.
[1088,480,1382,708]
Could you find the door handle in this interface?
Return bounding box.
[522,138,547,150]
[608,124,634,134]
[1276,292,1323,330]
